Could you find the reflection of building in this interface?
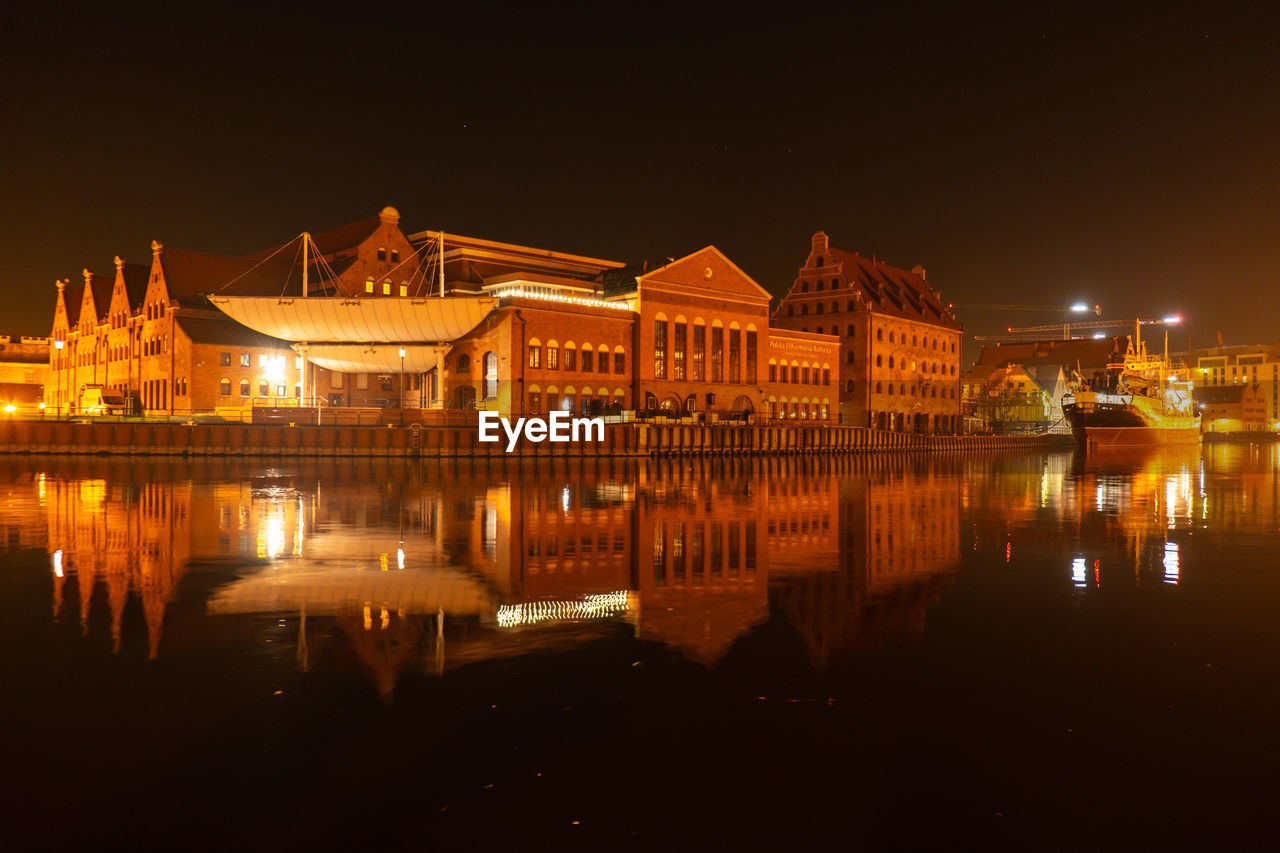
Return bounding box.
[774,460,961,667]
[22,454,967,700]
[772,232,964,431]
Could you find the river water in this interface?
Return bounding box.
[2,447,1278,849]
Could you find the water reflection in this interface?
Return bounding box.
[2,456,966,699]
[11,446,1277,701]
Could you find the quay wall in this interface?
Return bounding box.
[0,420,1075,458]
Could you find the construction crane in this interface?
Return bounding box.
[973,315,1182,342]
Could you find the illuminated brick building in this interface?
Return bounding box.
[45,208,841,422]
[772,232,964,432]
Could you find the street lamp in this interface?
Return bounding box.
[399,348,406,426]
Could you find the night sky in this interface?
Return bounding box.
[4,4,1278,358]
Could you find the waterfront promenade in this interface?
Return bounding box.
[0,418,1071,457]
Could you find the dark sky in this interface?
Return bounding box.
[3,3,1278,360]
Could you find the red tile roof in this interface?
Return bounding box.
[175,314,292,349]
[158,248,297,301]
[825,248,963,330]
[976,337,1126,370]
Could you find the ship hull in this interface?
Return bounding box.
[1063,393,1201,448]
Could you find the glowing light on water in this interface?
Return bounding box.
[496,590,631,628]
[1071,557,1086,588]
[1163,543,1180,584]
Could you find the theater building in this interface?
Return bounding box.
[772,232,964,432]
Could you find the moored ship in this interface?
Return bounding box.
[1062,321,1200,448]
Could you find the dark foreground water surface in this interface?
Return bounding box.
[3,447,1279,849]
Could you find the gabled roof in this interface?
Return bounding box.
[117,262,150,310]
[52,285,84,334]
[638,246,773,303]
[175,314,293,349]
[828,248,962,330]
[158,247,297,302]
[82,272,115,325]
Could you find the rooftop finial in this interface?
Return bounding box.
[379,206,401,225]
[114,255,124,270]
[151,240,163,255]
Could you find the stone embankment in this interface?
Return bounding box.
[0,420,1074,457]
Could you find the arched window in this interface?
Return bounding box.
[259,380,270,397]
[900,383,906,395]
[800,281,809,293]
[889,356,895,368]
[816,256,824,267]
[239,380,250,397]
[876,354,882,367]
[831,301,838,313]
[831,279,839,290]
[876,328,883,342]
[816,303,823,314]
[846,379,854,391]
[220,378,231,396]
[847,300,855,311]
[787,306,794,317]
[457,353,471,373]
[912,334,918,346]
[817,280,825,291]
[483,351,497,399]
[888,383,894,395]
[365,277,374,294]
[847,324,855,337]
[846,351,855,364]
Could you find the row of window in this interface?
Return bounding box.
[218,379,301,398]
[365,279,410,296]
[766,363,830,385]
[654,320,757,383]
[529,342,626,375]
[375,248,401,263]
[219,352,299,369]
[798,278,841,292]
[873,382,957,399]
[873,354,957,376]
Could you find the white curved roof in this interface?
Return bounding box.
[207,565,494,617]
[208,295,495,342]
[297,343,452,373]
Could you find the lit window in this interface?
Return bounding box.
[240,353,250,367]
[377,247,387,261]
[399,284,407,297]
[259,381,270,397]
[365,279,374,294]
[382,281,391,295]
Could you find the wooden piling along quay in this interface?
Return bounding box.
[0,420,1074,458]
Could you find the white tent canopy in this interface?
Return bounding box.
[208,295,495,343]
[298,343,452,374]
[207,565,495,617]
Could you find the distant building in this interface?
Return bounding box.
[771,232,964,433]
[1190,344,1280,430]
[1193,383,1267,433]
[961,363,1069,433]
[0,335,49,412]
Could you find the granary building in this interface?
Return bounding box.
[771,232,964,433]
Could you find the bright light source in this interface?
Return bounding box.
[38,402,45,409]
[53,340,64,350]
[2,404,15,414]
[398,348,406,358]
[1092,333,1107,339]
[1163,315,1182,325]
[1070,303,1089,312]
